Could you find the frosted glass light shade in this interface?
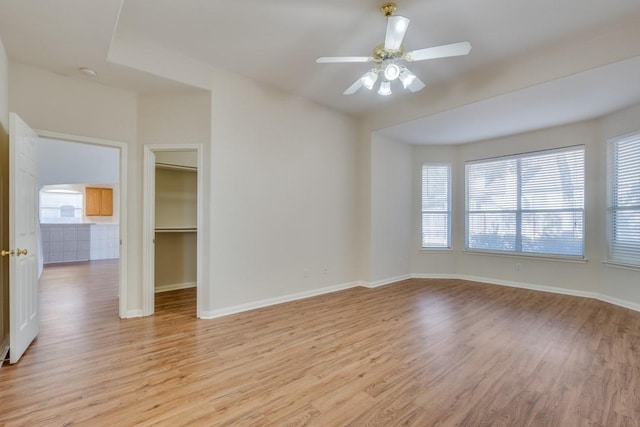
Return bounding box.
[361,70,379,90]
[399,67,416,88]
[378,81,392,96]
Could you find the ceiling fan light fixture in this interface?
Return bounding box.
[383,63,401,81]
[361,69,379,90]
[317,3,472,97]
[378,81,392,96]
[399,67,416,88]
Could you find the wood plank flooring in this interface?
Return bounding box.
[1,260,639,426]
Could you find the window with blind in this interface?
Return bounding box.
[422,164,451,249]
[40,189,84,224]
[466,146,584,257]
[608,132,640,266]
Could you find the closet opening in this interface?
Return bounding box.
[142,145,203,318]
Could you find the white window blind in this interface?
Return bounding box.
[608,132,640,266]
[422,164,450,248]
[466,146,584,257]
[40,189,83,224]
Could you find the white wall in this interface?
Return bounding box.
[38,138,119,186]
[10,49,636,318]
[370,133,413,284]
[0,35,10,355]
[209,70,360,311]
[8,62,142,314]
[9,62,137,143]
[9,60,363,317]
[596,103,640,306]
[408,106,640,308]
[356,123,373,284]
[137,92,211,144]
[137,91,211,309]
[411,144,458,275]
[0,37,7,130]
[454,121,601,293]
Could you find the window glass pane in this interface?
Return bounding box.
[521,211,583,256]
[466,146,584,257]
[422,164,450,248]
[613,140,640,208]
[422,166,449,211]
[467,159,517,211]
[521,150,584,210]
[422,213,448,248]
[468,212,516,251]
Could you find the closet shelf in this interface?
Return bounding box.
[155,227,197,233]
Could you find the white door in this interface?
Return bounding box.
[8,113,39,364]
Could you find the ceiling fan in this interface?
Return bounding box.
[316,2,472,96]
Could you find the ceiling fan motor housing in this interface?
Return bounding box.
[372,43,406,63]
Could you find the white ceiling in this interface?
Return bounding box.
[0,0,192,93]
[2,0,640,144]
[378,56,640,145]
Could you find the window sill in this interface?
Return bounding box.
[463,250,587,264]
[420,248,454,254]
[602,261,640,272]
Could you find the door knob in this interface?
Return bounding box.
[16,248,28,256]
[1,249,14,257]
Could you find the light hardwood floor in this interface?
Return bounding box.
[1,261,639,426]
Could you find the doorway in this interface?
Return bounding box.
[37,130,128,318]
[142,145,203,318]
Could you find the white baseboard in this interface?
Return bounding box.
[361,274,412,289]
[130,273,640,321]
[411,273,458,280]
[155,281,196,293]
[594,294,640,312]
[410,273,640,313]
[455,274,598,299]
[0,335,9,368]
[125,309,144,318]
[200,281,360,320]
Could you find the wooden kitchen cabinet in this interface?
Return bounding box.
[86,187,113,216]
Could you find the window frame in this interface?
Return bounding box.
[606,131,640,268]
[465,145,585,260]
[421,163,452,250]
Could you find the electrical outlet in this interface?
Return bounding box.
[321,267,328,275]
[303,269,309,278]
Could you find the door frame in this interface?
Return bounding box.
[142,144,203,318]
[36,130,128,318]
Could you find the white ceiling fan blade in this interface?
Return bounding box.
[384,15,410,51]
[343,78,364,95]
[408,41,472,61]
[316,56,371,63]
[407,75,426,92]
